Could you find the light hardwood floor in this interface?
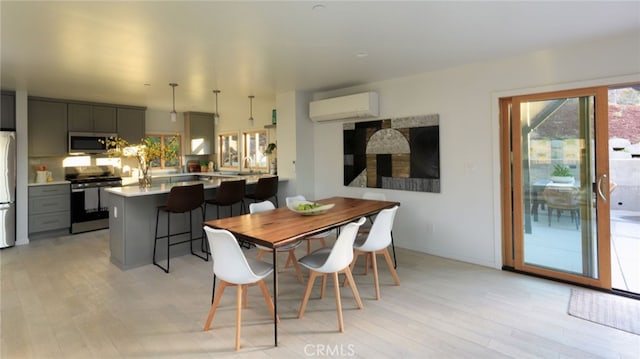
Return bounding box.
[1,230,638,358]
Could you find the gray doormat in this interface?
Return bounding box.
[568,289,640,335]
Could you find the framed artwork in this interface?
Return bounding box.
[343,114,440,193]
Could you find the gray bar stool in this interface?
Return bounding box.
[153,183,208,273]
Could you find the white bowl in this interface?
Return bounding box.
[287,200,335,216]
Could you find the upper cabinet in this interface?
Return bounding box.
[1,92,16,130]
[68,103,117,133]
[184,111,215,155]
[116,108,145,144]
[28,99,68,156]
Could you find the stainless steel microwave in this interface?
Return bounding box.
[68,132,117,154]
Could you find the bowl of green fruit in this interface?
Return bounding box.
[287,200,335,216]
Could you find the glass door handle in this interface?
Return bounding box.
[597,174,608,203]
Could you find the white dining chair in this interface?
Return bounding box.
[359,192,398,269]
[203,226,277,351]
[348,205,400,300]
[286,195,332,254]
[297,217,366,332]
[249,201,305,283]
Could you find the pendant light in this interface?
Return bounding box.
[248,95,255,126]
[213,90,221,125]
[169,83,178,122]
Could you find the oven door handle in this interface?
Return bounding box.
[72,188,85,193]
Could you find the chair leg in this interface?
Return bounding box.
[235,284,243,351]
[211,274,216,304]
[332,272,344,332]
[320,274,327,299]
[371,251,380,300]
[243,284,248,309]
[257,249,266,261]
[343,250,361,287]
[166,213,171,272]
[204,280,228,331]
[288,251,305,284]
[382,248,401,286]
[298,270,318,318]
[258,279,279,322]
[342,267,363,309]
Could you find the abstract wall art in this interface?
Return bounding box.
[343,114,440,193]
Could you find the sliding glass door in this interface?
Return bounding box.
[502,87,611,288]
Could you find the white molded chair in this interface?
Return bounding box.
[286,195,332,254]
[203,227,277,351]
[349,206,400,300]
[249,201,305,283]
[297,217,366,332]
[360,192,398,269]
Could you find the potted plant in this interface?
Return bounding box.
[550,163,574,183]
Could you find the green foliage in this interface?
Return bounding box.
[103,136,178,172]
[551,164,572,177]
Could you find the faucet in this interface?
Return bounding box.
[243,156,254,173]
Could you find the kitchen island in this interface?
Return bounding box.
[104,174,282,270]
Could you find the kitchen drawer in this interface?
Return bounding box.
[29,212,70,233]
[29,184,70,197]
[28,194,70,215]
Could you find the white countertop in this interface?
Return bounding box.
[106,175,274,198]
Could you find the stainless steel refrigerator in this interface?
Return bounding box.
[0,131,16,248]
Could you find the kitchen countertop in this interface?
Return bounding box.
[27,180,70,186]
[106,174,276,198]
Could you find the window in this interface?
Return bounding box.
[147,134,182,169]
[218,132,239,169]
[242,130,268,170]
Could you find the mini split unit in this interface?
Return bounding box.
[309,92,379,122]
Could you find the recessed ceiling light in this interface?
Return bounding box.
[312,4,325,11]
[356,51,369,58]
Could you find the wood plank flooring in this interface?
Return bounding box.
[1,230,639,358]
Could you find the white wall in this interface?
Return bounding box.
[301,31,640,268]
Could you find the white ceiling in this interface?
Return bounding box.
[1,1,639,113]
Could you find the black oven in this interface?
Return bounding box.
[65,166,121,234]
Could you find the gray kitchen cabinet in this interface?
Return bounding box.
[68,103,117,133]
[28,184,70,234]
[1,92,16,130]
[117,108,145,144]
[184,111,214,155]
[28,99,68,156]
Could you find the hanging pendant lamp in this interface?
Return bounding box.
[169,83,178,122]
[213,90,221,125]
[248,95,255,126]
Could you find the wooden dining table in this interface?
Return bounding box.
[203,196,400,346]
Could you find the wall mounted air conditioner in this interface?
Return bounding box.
[309,92,379,122]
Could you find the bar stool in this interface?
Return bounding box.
[245,176,279,208]
[153,183,208,273]
[205,179,246,219]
